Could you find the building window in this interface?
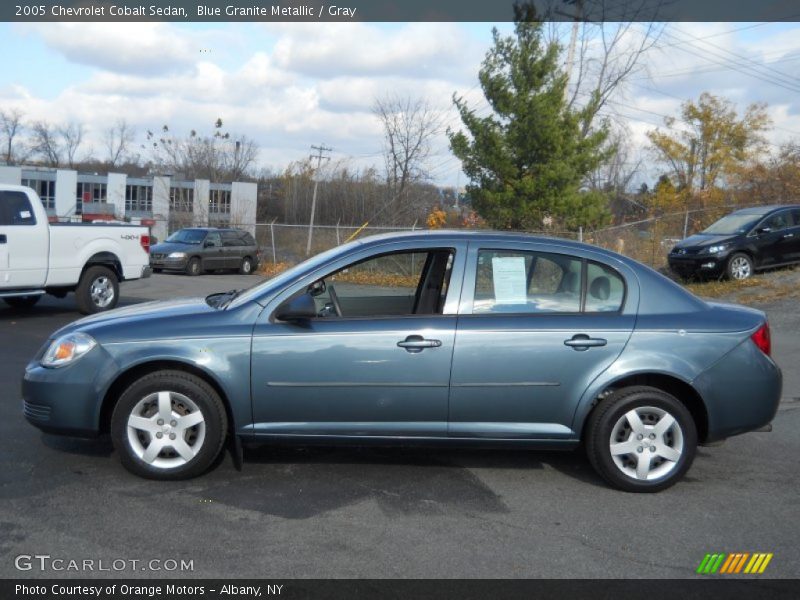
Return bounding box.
[169,187,194,212]
[76,182,107,215]
[209,189,231,214]
[22,179,56,211]
[125,185,153,212]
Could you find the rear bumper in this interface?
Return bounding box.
[693,338,782,443]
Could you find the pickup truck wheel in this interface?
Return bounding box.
[585,386,697,493]
[3,295,41,309]
[76,265,119,314]
[186,257,203,276]
[239,256,254,275]
[110,370,227,480]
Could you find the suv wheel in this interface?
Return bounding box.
[585,386,697,492]
[111,370,227,480]
[240,256,254,275]
[727,253,753,281]
[76,265,119,314]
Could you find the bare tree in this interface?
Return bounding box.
[373,94,441,224]
[59,122,85,168]
[0,108,24,165]
[104,119,135,167]
[146,119,259,182]
[31,120,62,167]
[544,1,665,137]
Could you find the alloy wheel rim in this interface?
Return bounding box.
[126,391,206,469]
[731,257,751,280]
[90,276,115,307]
[243,260,251,273]
[609,406,684,481]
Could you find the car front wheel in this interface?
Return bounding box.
[186,257,203,276]
[727,253,753,281]
[585,386,697,492]
[111,370,228,480]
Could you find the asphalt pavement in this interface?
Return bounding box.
[0,273,798,578]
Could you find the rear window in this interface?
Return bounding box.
[0,191,36,226]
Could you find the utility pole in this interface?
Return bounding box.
[306,143,332,256]
[559,0,584,103]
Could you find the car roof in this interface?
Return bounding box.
[734,204,800,215]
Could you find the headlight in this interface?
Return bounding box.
[707,244,729,254]
[168,252,187,259]
[41,333,97,368]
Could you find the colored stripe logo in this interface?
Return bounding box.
[697,553,773,574]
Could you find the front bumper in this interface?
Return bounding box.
[668,252,729,278]
[150,256,189,271]
[22,346,119,438]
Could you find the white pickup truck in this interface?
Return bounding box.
[0,184,151,314]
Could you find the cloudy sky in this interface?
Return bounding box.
[1,20,800,188]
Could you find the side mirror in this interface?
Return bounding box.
[275,293,317,321]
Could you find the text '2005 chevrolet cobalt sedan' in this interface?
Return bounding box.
[22,231,781,492]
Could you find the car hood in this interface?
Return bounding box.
[54,297,216,338]
[150,241,200,254]
[672,233,738,250]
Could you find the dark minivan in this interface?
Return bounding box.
[668,205,800,280]
[150,227,260,276]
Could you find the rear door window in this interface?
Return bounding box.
[222,231,241,247]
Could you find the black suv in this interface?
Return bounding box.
[150,228,260,276]
[668,205,800,280]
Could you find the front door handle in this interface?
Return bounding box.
[397,335,442,353]
[564,334,607,351]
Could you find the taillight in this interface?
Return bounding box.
[140,234,150,254]
[751,322,771,356]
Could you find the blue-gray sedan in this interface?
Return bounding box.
[22,231,781,492]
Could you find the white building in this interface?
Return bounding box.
[0,165,257,240]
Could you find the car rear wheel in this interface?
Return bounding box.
[111,370,227,480]
[239,256,254,275]
[727,253,753,281]
[75,265,119,314]
[186,257,203,276]
[3,295,41,309]
[585,386,697,492]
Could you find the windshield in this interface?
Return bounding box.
[702,214,763,236]
[166,229,207,244]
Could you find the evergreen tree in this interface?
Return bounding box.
[448,16,611,231]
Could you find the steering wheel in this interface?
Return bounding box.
[327,283,343,317]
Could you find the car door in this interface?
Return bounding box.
[249,241,467,438]
[202,231,225,270]
[0,190,48,289]
[785,208,800,262]
[750,210,793,266]
[221,230,242,269]
[448,242,637,440]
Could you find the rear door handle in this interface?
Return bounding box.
[0,234,6,244]
[783,233,795,239]
[397,335,442,353]
[564,334,607,351]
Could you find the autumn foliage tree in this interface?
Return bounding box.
[647,92,771,208]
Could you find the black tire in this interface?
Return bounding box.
[75,265,119,315]
[110,370,228,480]
[3,295,41,309]
[239,256,254,275]
[726,252,754,281]
[185,257,203,276]
[585,386,697,493]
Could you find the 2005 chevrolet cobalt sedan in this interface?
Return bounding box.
[22,231,781,492]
